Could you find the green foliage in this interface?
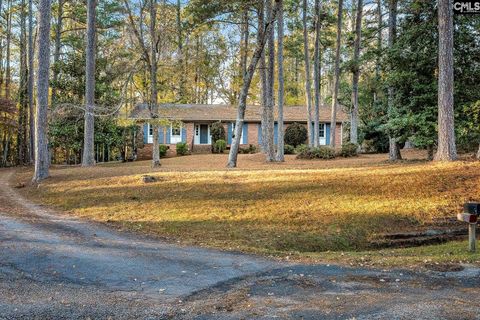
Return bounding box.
[213,139,227,153]
[159,145,169,157]
[176,142,189,156]
[340,143,358,158]
[284,122,308,147]
[210,121,226,144]
[239,144,257,154]
[294,144,309,155]
[296,146,336,160]
[284,144,295,155]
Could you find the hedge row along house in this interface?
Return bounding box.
[129,104,350,159]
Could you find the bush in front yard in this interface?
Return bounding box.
[284,144,295,155]
[213,139,227,153]
[239,144,258,154]
[296,146,336,160]
[339,143,359,157]
[159,145,169,157]
[295,144,309,155]
[210,121,226,144]
[176,142,189,156]
[284,122,308,147]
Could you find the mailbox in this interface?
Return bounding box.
[464,202,480,215]
[457,213,478,224]
[457,202,479,253]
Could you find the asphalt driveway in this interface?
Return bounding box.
[1,170,479,319]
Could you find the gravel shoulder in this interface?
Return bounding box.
[1,169,479,319]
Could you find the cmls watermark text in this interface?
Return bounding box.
[454,1,480,14]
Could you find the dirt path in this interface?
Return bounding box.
[1,169,479,319]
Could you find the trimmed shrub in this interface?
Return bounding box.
[159,144,169,157]
[285,122,308,147]
[176,142,189,156]
[340,143,358,157]
[239,144,258,154]
[284,144,295,155]
[210,121,226,144]
[295,144,309,155]
[213,139,227,153]
[296,146,336,160]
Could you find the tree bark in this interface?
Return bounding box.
[330,0,343,148]
[276,0,285,162]
[28,0,34,162]
[350,0,363,145]
[476,144,480,160]
[435,0,457,161]
[176,0,186,103]
[228,0,280,168]
[51,0,64,105]
[264,0,276,162]
[5,0,12,99]
[374,0,382,102]
[17,0,28,165]
[150,0,160,167]
[82,0,96,167]
[259,1,267,152]
[387,0,401,161]
[313,0,321,147]
[33,0,52,182]
[302,0,313,147]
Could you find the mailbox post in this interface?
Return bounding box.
[457,203,479,253]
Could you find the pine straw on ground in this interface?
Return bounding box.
[13,150,480,267]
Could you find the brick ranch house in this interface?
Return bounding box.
[129,104,350,159]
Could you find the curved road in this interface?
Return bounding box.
[0,170,479,319]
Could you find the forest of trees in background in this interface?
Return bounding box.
[0,0,478,172]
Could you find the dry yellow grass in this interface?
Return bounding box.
[13,150,480,265]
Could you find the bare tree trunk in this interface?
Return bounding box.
[387,0,401,160]
[302,0,313,147]
[51,0,64,105]
[259,1,267,152]
[330,0,343,148]
[176,0,186,103]
[240,8,249,81]
[374,0,382,102]
[264,0,275,162]
[476,144,480,160]
[5,0,11,99]
[33,0,51,182]
[435,0,457,161]
[276,0,285,162]
[28,0,34,162]
[228,0,280,168]
[313,0,321,147]
[350,0,363,145]
[150,0,160,167]
[82,0,96,167]
[18,0,28,165]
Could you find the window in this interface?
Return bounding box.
[231,123,236,139]
[149,124,153,136]
[195,125,199,136]
[319,123,325,138]
[171,126,181,136]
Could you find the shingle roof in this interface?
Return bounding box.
[129,104,350,123]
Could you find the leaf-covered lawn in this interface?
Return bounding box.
[14,151,480,266]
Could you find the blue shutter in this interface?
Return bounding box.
[143,123,148,144]
[159,126,165,144]
[274,122,278,145]
[242,123,248,144]
[258,123,262,145]
[326,123,331,145]
[166,126,171,144]
[228,123,233,144]
[181,127,187,143]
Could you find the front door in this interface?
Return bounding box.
[200,124,209,144]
